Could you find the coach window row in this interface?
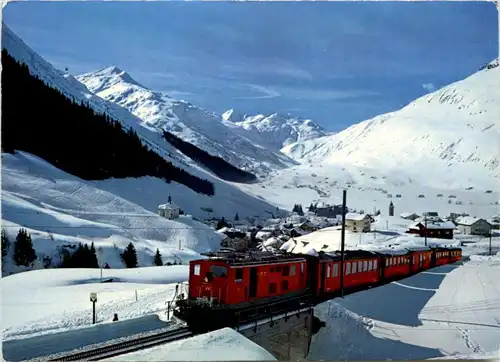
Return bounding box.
[386,256,410,267]
[326,260,378,277]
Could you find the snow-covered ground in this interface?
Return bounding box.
[310,252,500,360]
[1,151,229,274]
[104,327,277,361]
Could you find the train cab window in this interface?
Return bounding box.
[358,261,363,272]
[333,264,339,277]
[373,260,378,269]
[276,266,282,273]
[269,282,277,294]
[270,267,275,272]
[368,260,373,270]
[352,262,357,274]
[281,280,289,291]
[210,265,228,277]
[194,264,201,276]
[327,264,331,278]
[282,265,290,276]
[300,263,304,275]
[235,268,243,281]
[290,265,296,276]
[346,263,351,275]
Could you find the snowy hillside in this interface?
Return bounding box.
[1,25,280,216]
[76,67,297,175]
[281,60,500,183]
[221,109,331,151]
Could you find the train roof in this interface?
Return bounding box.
[199,249,306,266]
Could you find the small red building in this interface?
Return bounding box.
[406,220,456,239]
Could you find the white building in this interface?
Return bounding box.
[345,213,374,233]
[157,202,180,220]
[455,217,492,236]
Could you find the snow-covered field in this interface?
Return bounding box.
[104,327,277,361]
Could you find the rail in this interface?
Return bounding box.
[48,327,193,361]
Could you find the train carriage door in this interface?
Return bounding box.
[249,267,258,298]
[431,250,436,268]
[319,262,326,294]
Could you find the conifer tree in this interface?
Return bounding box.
[234,212,239,221]
[121,242,138,268]
[153,248,163,266]
[13,228,37,266]
[1,229,10,259]
[90,242,99,268]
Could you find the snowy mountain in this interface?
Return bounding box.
[236,60,500,216]
[1,24,282,274]
[281,60,500,180]
[76,67,298,175]
[221,109,331,151]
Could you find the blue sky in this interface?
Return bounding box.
[3,1,498,131]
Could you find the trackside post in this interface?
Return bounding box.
[90,292,97,324]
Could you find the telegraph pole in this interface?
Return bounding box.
[489,231,492,256]
[424,217,428,247]
[340,189,347,298]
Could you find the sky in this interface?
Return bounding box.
[3,1,498,132]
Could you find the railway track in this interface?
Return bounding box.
[48,327,193,361]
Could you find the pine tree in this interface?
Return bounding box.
[216,217,229,230]
[153,248,163,266]
[121,242,138,268]
[234,212,239,221]
[2,229,10,259]
[89,242,99,268]
[13,228,37,267]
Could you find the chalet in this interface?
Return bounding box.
[157,202,180,220]
[448,212,470,222]
[217,227,249,250]
[400,212,420,221]
[345,213,374,233]
[406,220,456,239]
[455,217,492,236]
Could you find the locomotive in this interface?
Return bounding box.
[173,245,462,331]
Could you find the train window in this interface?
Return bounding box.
[300,263,304,275]
[210,265,228,277]
[345,263,351,275]
[333,264,339,277]
[291,265,296,276]
[270,267,275,272]
[276,266,282,272]
[364,260,368,270]
[358,261,363,272]
[282,280,289,291]
[235,268,243,281]
[194,264,201,276]
[352,262,357,274]
[269,282,277,294]
[368,260,373,270]
[373,260,378,269]
[282,265,290,277]
[327,264,331,278]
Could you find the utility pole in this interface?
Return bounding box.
[489,231,492,256]
[340,189,347,298]
[424,217,428,247]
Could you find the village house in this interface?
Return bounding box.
[345,213,374,233]
[217,227,249,250]
[400,212,420,221]
[406,220,456,239]
[455,217,492,236]
[157,201,180,220]
[447,212,470,222]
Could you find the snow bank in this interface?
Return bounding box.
[104,327,277,361]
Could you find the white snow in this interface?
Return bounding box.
[1,266,189,342]
[104,327,277,361]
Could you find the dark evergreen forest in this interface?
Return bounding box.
[163,131,257,183]
[1,49,215,196]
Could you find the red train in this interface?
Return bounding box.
[173,246,462,331]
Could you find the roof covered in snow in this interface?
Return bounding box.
[345,213,371,221]
[455,216,490,226]
[158,202,180,210]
